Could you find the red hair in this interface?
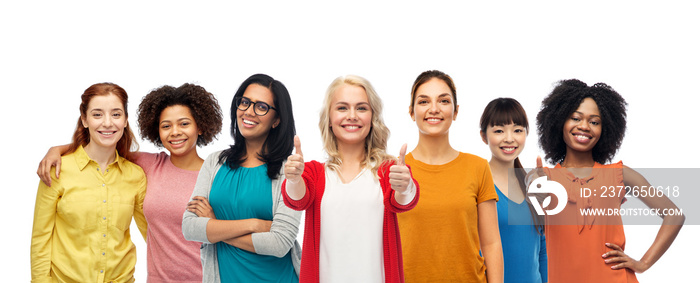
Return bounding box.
[67,83,139,161]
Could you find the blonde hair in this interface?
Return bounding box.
[319,75,393,176]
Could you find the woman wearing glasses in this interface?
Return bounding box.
[182,74,302,283]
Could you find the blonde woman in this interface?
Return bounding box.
[283,75,419,282]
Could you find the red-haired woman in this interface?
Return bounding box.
[31,83,148,282]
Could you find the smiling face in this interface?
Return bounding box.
[81,93,127,151]
[411,78,458,137]
[159,104,201,158]
[236,84,279,144]
[483,123,527,163]
[562,97,602,153]
[329,84,373,148]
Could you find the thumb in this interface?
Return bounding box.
[536,156,543,168]
[397,143,407,166]
[294,135,303,156]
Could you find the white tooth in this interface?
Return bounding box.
[171,140,185,145]
[243,120,256,125]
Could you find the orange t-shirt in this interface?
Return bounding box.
[399,152,497,282]
[544,161,638,283]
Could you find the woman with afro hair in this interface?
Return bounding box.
[37,83,224,282]
[530,79,684,283]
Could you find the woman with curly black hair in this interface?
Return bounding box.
[37,83,224,282]
[532,79,684,283]
[182,74,301,283]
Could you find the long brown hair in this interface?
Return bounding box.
[67,82,138,161]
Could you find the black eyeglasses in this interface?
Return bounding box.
[235,97,277,116]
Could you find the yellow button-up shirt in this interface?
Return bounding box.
[31,146,148,283]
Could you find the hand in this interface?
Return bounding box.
[284,135,304,184]
[37,147,63,187]
[389,144,412,194]
[525,156,547,189]
[187,196,217,219]
[252,219,273,233]
[603,243,650,273]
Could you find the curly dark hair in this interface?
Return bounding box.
[137,83,223,148]
[536,79,627,165]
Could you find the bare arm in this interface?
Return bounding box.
[602,166,685,273]
[478,199,503,283]
[37,144,70,186]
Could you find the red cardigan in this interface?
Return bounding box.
[282,160,419,283]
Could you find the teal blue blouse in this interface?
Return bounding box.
[496,185,548,283]
[209,164,298,282]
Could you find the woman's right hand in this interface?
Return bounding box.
[253,219,273,233]
[284,135,304,184]
[37,146,64,187]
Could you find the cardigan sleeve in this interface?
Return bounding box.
[182,151,221,244]
[282,160,322,211]
[252,165,303,258]
[380,161,420,213]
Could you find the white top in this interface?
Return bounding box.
[319,167,385,283]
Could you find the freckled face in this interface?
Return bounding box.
[81,93,127,150]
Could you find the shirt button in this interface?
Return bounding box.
[102,184,105,187]
[100,270,104,273]
[103,200,106,203]
[106,169,109,172]
[103,217,106,220]
[102,252,105,255]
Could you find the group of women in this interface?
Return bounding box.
[32,70,684,283]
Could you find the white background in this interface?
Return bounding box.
[3,1,697,281]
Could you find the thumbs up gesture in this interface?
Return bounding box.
[285,135,304,184]
[525,156,547,188]
[389,144,413,194]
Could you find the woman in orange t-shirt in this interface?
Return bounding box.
[398,70,503,283]
[530,79,684,282]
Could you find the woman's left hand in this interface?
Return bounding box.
[389,144,413,194]
[187,196,217,219]
[603,243,650,273]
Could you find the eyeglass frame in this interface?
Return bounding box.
[235,96,277,116]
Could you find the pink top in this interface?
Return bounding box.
[137,152,202,283]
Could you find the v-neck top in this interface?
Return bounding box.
[495,186,547,283]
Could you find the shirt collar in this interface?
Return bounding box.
[75,145,126,172]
